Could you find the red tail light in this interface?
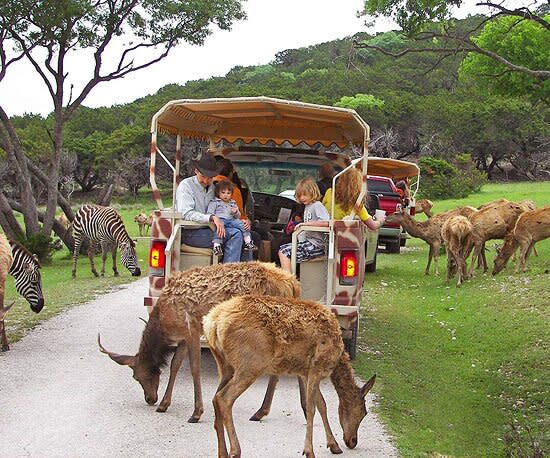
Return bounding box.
[149,240,166,269]
[340,251,358,279]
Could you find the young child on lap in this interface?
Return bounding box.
[278,177,329,272]
[207,179,256,256]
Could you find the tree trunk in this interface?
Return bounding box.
[0,191,24,240]
[96,182,114,207]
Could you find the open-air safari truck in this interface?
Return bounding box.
[145,97,378,358]
[366,157,420,251]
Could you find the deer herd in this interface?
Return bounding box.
[388,198,549,286]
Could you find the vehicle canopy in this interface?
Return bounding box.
[367,156,420,199]
[149,97,370,211]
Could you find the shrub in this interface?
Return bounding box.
[16,232,56,263]
[418,155,487,199]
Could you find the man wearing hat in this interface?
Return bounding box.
[175,154,245,263]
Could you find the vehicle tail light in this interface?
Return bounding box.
[149,240,166,275]
[340,251,358,284]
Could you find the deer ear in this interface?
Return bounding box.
[361,374,376,398]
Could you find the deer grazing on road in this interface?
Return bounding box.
[492,206,550,275]
[204,294,376,458]
[98,262,302,423]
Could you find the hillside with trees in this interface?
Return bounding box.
[1,11,549,252]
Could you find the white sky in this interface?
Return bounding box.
[0,0,522,117]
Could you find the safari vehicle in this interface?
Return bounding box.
[366,157,420,253]
[145,97,378,358]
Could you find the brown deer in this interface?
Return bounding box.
[134,212,152,237]
[441,215,474,287]
[98,262,303,423]
[415,199,433,218]
[468,200,526,276]
[204,294,376,458]
[493,206,550,275]
[386,206,477,275]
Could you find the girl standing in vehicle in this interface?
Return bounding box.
[278,178,329,272]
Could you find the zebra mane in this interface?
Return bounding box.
[9,239,41,267]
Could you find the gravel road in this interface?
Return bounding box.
[0,278,398,457]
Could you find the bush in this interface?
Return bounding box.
[16,232,56,263]
[418,155,487,199]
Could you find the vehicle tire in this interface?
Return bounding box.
[387,239,401,254]
[365,248,377,273]
[344,320,359,360]
[400,236,407,247]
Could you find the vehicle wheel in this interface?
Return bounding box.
[365,248,377,273]
[387,239,401,254]
[400,236,407,247]
[344,320,359,360]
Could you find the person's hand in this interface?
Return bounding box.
[212,216,225,238]
[242,218,251,231]
[230,207,238,214]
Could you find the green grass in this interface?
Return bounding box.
[354,181,550,457]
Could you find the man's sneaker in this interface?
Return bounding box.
[244,241,257,251]
[213,244,223,256]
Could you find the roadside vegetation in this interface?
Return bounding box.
[355,181,549,457]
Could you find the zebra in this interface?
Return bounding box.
[1,239,45,351]
[71,204,141,278]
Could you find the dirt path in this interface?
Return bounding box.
[0,278,398,457]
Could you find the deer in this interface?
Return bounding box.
[386,206,477,275]
[204,294,376,458]
[415,199,434,218]
[98,262,306,423]
[441,215,474,287]
[468,199,527,276]
[492,206,550,275]
[134,212,153,237]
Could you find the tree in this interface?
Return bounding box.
[460,14,550,101]
[357,1,550,81]
[0,0,245,253]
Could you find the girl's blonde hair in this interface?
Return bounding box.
[295,177,321,202]
[334,167,362,212]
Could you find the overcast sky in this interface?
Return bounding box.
[0,0,508,117]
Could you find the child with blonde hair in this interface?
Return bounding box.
[278,177,329,272]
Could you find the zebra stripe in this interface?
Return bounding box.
[72,204,141,277]
[8,240,44,313]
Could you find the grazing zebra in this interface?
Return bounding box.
[71,204,141,278]
[1,234,44,351]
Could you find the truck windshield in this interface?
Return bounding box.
[368,178,394,194]
[234,162,319,195]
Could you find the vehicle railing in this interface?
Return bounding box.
[164,217,212,279]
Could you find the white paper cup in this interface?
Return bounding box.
[375,209,386,220]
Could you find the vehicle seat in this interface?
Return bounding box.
[300,257,327,303]
[180,243,219,270]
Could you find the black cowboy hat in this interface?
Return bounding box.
[192,154,220,177]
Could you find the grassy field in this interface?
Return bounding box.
[3,182,549,457]
[354,181,549,457]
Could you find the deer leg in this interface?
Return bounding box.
[298,376,307,419]
[0,293,8,351]
[469,243,479,277]
[216,370,260,458]
[425,244,433,275]
[481,242,488,273]
[187,329,204,423]
[303,375,321,458]
[112,245,119,277]
[249,375,279,421]
[156,342,188,413]
[71,234,83,278]
[209,346,233,458]
[313,383,342,454]
[433,241,440,276]
[516,241,533,273]
[87,241,99,277]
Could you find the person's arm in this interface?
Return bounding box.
[176,181,210,223]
